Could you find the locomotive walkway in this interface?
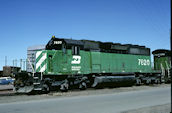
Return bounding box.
[0,86,170,113]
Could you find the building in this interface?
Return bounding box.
[27,45,45,72]
[0,71,3,77]
[3,66,21,77]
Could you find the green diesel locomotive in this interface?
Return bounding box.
[152,49,171,83]
[14,36,171,93]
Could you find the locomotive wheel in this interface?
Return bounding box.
[155,79,161,84]
[136,79,141,86]
[60,80,69,92]
[146,79,151,85]
[79,82,87,90]
[42,84,50,94]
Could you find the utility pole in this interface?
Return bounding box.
[15,59,17,67]
[13,60,14,67]
[12,60,14,73]
[20,59,22,70]
[23,60,26,71]
[5,56,7,66]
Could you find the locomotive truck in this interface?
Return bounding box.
[14,36,171,93]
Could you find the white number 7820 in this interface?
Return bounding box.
[138,59,150,66]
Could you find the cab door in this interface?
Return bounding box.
[61,44,68,73]
[48,55,53,72]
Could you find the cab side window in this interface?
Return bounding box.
[62,44,66,54]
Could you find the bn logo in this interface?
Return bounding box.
[71,56,81,64]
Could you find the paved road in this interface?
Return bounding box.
[0,87,170,113]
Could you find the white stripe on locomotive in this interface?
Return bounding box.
[36,52,47,72]
[36,51,42,59]
[40,63,46,72]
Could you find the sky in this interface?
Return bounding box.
[0,0,171,70]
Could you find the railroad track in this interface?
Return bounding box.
[0,85,13,91]
[0,85,15,96]
[0,84,170,96]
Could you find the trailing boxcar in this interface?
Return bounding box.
[14,36,169,93]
